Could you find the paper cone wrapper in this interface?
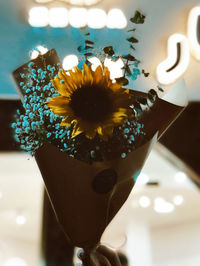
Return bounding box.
[12,49,185,249]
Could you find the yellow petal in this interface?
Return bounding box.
[83,63,93,84]
[72,123,83,138]
[93,65,103,83]
[51,78,70,96]
[68,69,83,87]
[60,115,75,126]
[103,67,112,86]
[46,97,73,116]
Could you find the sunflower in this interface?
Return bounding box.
[46,63,133,140]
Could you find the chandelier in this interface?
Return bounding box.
[35,0,103,6]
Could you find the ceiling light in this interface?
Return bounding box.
[30,45,48,59]
[69,8,87,28]
[154,197,175,214]
[173,195,184,206]
[3,258,27,266]
[188,6,200,60]
[16,215,27,226]
[139,196,151,208]
[174,171,187,183]
[87,8,107,29]
[104,58,124,80]
[35,0,103,5]
[88,57,102,71]
[107,9,127,29]
[62,54,79,70]
[49,7,68,28]
[34,0,51,3]
[28,7,49,27]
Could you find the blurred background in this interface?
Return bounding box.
[0,0,200,265]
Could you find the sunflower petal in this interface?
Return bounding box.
[60,115,75,126]
[103,67,112,86]
[46,96,73,116]
[93,65,103,83]
[83,63,93,84]
[68,69,83,87]
[51,77,71,96]
[72,123,83,138]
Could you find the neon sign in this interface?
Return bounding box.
[157,6,200,85]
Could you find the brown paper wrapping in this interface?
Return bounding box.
[12,49,185,249]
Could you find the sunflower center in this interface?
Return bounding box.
[69,84,113,122]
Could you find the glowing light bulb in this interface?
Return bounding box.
[35,0,52,2]
[28,7,49,27]
[139,196,151,208]
[135,173,150,185]
[16,215,27,226]
[30,45,48,59]
[63,54,79,70]
[68,0,102,5]
[69,0,84,4]
[49,8,68,28]
[173,195,184,206]
[87,8,107,29]
[154,197,175,214]
[69,8,87,28]
[107,9,127,29]
[174,171,187,183]
[156,34,190,85]
[104,58,124,80]
[88,57,102,71]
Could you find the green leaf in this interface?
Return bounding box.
[122,65,132,76]
[157,86,164,92]
[142,69,150,77]
[85,45,93,50]
[127,28,136,32]
[84,52,93,57]
[77,45,92,53]
[103,46,115,56]
[130,10,146,24]
[85,40,94,45]
[130,45,136,50]
[77,45,84,52]
[127,37,138,43]
[122,54,136,61]
[115,77,129,86]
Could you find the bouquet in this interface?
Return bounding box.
[11,10,185,265]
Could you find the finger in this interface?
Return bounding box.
[78,248,109,266]
[96,245,121,266]
[78,249,94,266]
[91,250,111,266]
